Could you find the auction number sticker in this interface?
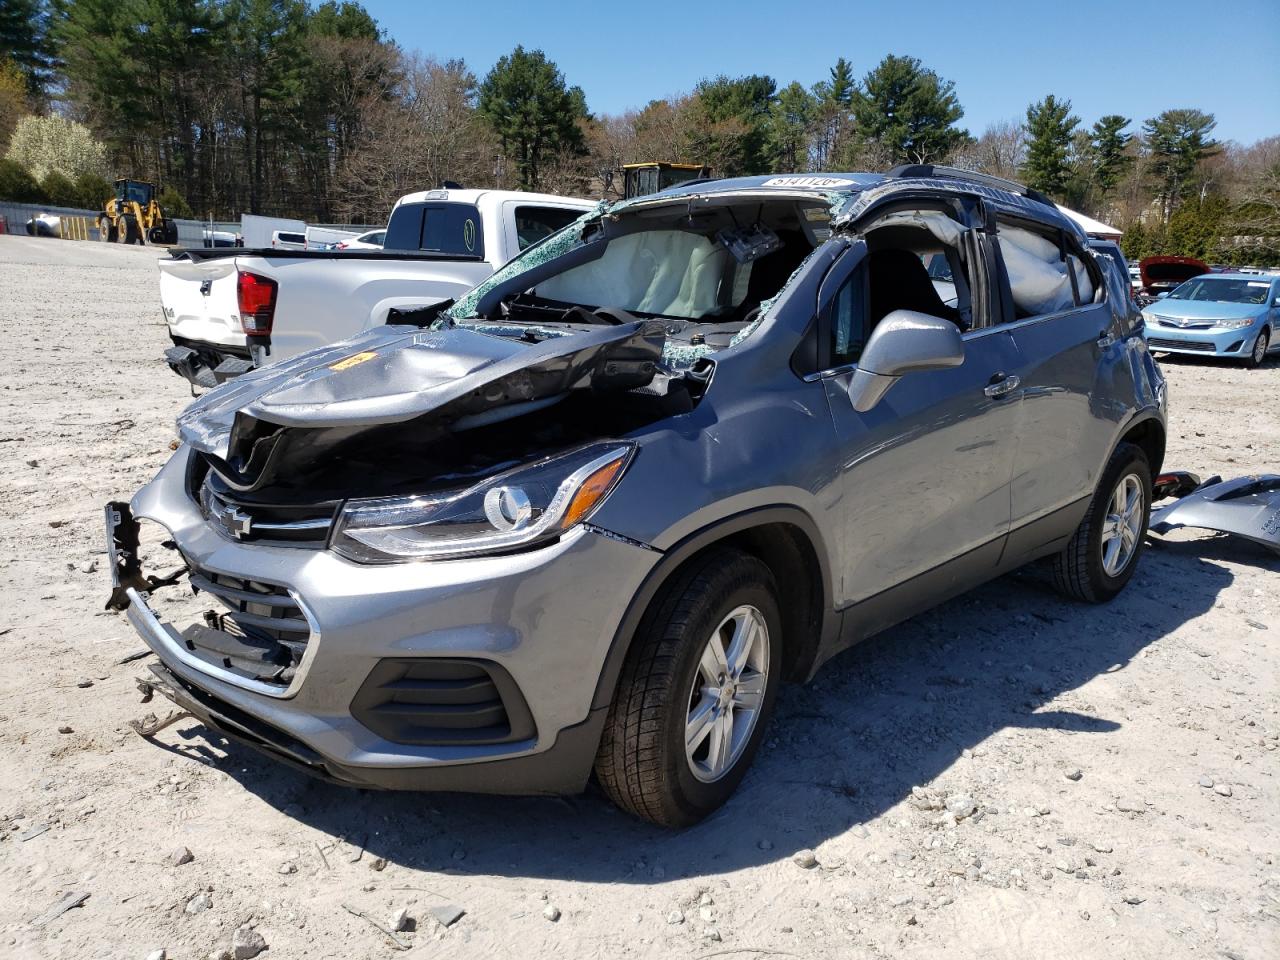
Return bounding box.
[761,176,856,188]
[329,351,377,371]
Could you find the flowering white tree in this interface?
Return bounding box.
[5,114,108,182]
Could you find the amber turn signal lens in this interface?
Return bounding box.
[561,455,627,529]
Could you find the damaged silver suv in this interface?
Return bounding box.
[107,166,1167,826]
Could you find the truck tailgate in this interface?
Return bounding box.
[158,257,244,350]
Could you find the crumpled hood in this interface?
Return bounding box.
[177,320,666,462]
[1144,299,1266,322]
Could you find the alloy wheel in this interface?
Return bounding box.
[1100,473,1144,577]
[684,604,770,783]
[1254,331,1269,365]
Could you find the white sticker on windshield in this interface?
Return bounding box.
[761,176,856,189]
[1247,281,1269,287]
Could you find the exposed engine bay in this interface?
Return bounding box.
[174,193,834,504]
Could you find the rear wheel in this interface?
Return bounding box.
[595,548,781,827]
[97,216,117,243]
[1246,327,1270,368]
[1051,442,1151,603]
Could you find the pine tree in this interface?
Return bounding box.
[850,55,966,165]
[810,57,854,169]
[768,81,816,173]
[1023,95,1079,197]
[478,46,585,190]
[1143,109,1218,219]
[690,74,776,175]
[1089,114,1132,197]
[0,0,57,98]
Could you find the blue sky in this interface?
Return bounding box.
[359,0,1279,145]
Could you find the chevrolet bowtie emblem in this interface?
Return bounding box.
[219,504,252,539]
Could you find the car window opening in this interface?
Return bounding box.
[997,220,1097,320]
[455,199,828,354]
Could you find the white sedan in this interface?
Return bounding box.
[335,229,385,250]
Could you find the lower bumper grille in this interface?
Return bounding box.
[183,565,312,687]
[351,658,535,746]
[1147,337,1215,353]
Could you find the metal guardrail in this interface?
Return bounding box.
[0,200,377,248]
[58,215,92,241]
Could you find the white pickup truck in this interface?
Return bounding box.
[158,188,594,386]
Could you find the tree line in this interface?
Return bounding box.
[1,0,1276,263]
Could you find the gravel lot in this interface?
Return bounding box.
[1,234,1277,960]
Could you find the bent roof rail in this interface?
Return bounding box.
[886,164,1056,209]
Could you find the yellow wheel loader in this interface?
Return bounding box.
[97,179,179,246]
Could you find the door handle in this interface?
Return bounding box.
[1097,330,1116,348]
[984,373,1020,398]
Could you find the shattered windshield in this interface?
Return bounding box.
[447,209,596,321]
[447,196,829,332]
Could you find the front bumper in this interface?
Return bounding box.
[1143,322,1263,358]
[111,446,661,793]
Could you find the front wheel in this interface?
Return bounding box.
[1051,442,1151,603]
[1246,328,1270,368]
[595,548,781,827]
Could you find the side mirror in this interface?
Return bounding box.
[1272,295,1280,307]
[847,310,964,413]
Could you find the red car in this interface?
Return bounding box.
[1137,256,1209,306]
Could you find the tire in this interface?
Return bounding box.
[594,548,782,827]
[147,226,165,244]
[1246,327,1269,368]
[97,216,117,243]
[120,216,140,245]
[1051,442,1151,603]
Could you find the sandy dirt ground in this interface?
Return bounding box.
[0,234,1276,960]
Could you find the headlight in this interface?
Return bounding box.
[331,442,635,563]
[1216,316,1258,330]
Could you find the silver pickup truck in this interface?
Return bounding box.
[158,188,594,386]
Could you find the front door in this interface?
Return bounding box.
[816,244,1023,624]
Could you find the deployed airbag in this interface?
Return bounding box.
[999,225,1093,315]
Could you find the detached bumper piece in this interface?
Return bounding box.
[1150,474,1280,554]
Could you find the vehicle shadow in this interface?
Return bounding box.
[167,538,1235,885]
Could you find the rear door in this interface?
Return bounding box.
[157,256,245,350]
[817,240,1022,620]
[991,216,1124,531]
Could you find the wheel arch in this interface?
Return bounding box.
[1117,414,1166,479]
[590,506,838,714]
